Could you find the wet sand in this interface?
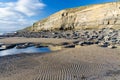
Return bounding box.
[0,37,74,44]
[0,38,120,80]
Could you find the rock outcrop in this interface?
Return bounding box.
[25,2,120,31]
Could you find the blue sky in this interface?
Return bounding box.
[0,0,115,32]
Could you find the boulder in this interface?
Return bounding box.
[64,44,75,48]
[78,41,85,46]
[108,45,117,49]
[73,41,80,44]
[0,44,16,50]
[84,41,94,45]
[35,44,47,48]
[16,43,30,49]
[61,42,70,45]
[98,42,110,47]
[104,36,110,41]
[0,43,4,47]
[78,41,94,46]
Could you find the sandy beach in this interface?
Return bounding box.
[0,37,74,44]
[0,38,120,80]
[0,1,120,80]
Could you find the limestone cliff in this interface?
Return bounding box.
[26,2,120,31]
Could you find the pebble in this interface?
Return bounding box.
[2,28,120,49]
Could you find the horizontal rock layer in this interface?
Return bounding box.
[25,2,120,31]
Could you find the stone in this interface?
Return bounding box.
[61,42,70,45]
[94,41,99,44]
[104,36,110,41]
[1,44,16,50]
[73,41,80,44]
[7,27,120,48]
[84,41,94,45]
[35,44,48,48]
[16,43,28,49]
[108,45,117,49]
[98,42,110,47]
[64,44,75,48]
[78,41,85,46]
[0,43,4,47]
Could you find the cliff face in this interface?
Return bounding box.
[26,2,120,31]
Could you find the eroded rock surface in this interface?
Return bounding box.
[24,2,120,31]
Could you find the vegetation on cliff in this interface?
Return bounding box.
[24,2,120,32]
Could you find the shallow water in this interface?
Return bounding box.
[0,47,51,56]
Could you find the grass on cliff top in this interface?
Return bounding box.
[65,2,116,13]
[37,18,48,23]
[21,26,33,31]
[65,6,91,13]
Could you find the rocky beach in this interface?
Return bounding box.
[0,2,120,80]
[1,28,120,48]
[0,28,120,80]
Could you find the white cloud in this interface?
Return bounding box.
[16,0,45,16]
[0,0,45,32]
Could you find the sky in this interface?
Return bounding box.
[0,0,116,32]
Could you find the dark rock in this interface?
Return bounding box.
[84,41,94,45]
[35,44,48,48]
[64,44,75,48]
[4,28,120,48]
[0,43,4,47]
[73,41,79,44]
[78,41,94,46]
[94,40,100,44]
[61,42,69,45]
[98,42,110,47]
[0,44,16,50]
[16,43,29,49]
[81,75,86,79]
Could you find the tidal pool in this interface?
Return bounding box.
[0,46,51,56]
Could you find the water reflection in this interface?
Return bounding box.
[0,47,51,56]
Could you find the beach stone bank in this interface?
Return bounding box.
[1,28,120,49]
